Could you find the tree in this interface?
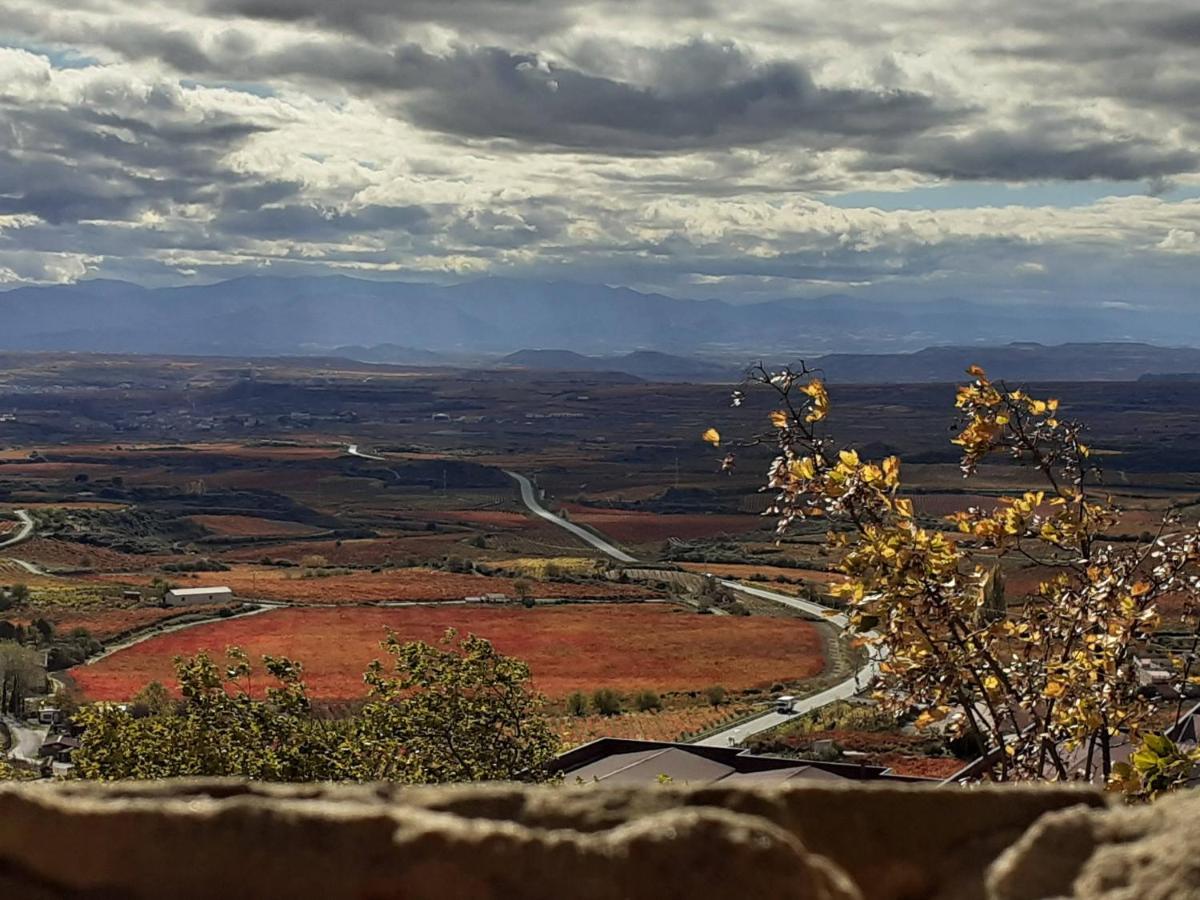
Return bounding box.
[730,364,1200,789]
[72,631,559,784]
[130,681,175,717]
[0,642,46,717]
[704,685,727,708]
[351,630,559,782]
[566,691,588,717]
[512,579,535,607]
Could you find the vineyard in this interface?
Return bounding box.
[560,506,767,544]
[188,515,325,538]
[71,603,826,701]
[86,565,657,604]
[555,702,757,748]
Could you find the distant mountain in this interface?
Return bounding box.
[810,342,1200,383]
[0,275,1196,357]
[325,344,459,366]
[501,349,737,381]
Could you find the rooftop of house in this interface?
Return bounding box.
[551,738,940,786]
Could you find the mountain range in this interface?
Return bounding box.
[1,275,1195,358]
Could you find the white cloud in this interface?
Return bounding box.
[0,0,1196,306]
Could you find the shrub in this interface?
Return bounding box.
[566,692,588,717]
[704,685,727,707]
[591,688,623,717]
[634,690,662,712]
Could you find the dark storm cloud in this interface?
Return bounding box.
[866,127,1200,182]
[203,0,588,37]
[105,34,959,153]
[0,98,278,224]
[392,42,956,152]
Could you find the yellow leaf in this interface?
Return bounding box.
[1043,680,1067,699]
[839,449,860,468]
[1131,580,1152,598]
[769,410,789,429]
[966,365,986,378]
[701,428,721,447]
[882,455,900,481]
[983,675,1000,691]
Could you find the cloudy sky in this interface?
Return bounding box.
[1,0,1199,307]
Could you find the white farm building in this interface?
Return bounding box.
[164,586,234,607]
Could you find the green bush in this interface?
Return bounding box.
[704,685,727,707]
[634,690,662,712]
[591,688,623,717]
[566,692,588,717]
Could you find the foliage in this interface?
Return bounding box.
[72,630,559,783]
[591,688,623,717]
[0,641,46,716]
[704,685,727,707]
[732,363,1200,787]
[566,691,588,717]
[350,629,561,783]
[634,689,662,712]
[1111,733,1200,801]
[0,757,34,781]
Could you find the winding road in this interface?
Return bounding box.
[506,470,877,746]
[505,471,637,563]
[0,509,34,551]
[2,715,47,763]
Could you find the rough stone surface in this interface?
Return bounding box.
[988,788,1200,900]
[0,780,1106,899]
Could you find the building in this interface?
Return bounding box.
[552,738,936,786]
[38,735,79,764]
[164,586,234,607]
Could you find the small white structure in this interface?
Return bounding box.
[774,695,798,714]
[165,586,234,607]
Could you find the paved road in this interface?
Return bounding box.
[347,444,386,462]
[2,715,48,763]
[506,470,876,745]
[5,557,53,577]
[85,603,279,664]
[0,509,34,550]
[505,471,637,563]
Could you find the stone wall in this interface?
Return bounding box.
[0,780,1188,899]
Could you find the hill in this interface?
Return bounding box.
[1,275,1195,357]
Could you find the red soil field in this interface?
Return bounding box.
[428,510,534,528]
[188,515,324,537]
[72,604,826,701]
[92,565,657,604]
[219,536,480,566]
[556,704,752,747]
[28,605,230,641]
[12,539,160,573]
[561,506,766,544]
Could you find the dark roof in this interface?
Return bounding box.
[38,736,80,755]
[552,738,936,786]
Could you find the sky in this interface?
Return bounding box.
[0,0,1199,308]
